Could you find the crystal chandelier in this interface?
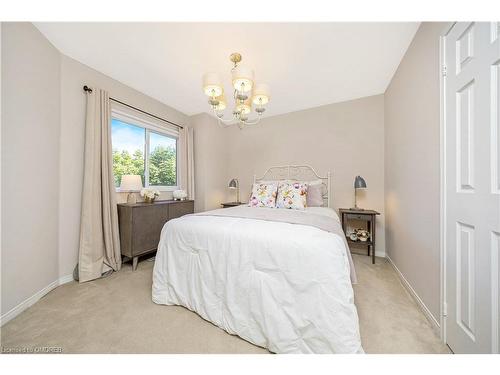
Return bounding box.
[202,53,270,128]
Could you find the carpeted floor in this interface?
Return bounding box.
[0,254,450,354]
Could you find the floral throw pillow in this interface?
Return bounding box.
[276,181,308,209]
[248,182,278,208]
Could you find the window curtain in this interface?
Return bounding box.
[78,88,121,283]
[180,126,195,200]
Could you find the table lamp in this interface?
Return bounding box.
[228,178,240,203]
[120,175,143,204]
[353,175,367,210]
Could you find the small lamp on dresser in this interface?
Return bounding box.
[120,175,143,204]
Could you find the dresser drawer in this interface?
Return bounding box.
[169,200,194,220]
[131,204,169,255]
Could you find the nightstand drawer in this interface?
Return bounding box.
[346,213,370,221]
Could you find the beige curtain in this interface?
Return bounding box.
[180,126,195,200]
[78,88,121,283]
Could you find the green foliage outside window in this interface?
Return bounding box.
[113,145,176,187]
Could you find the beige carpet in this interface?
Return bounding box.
[1,254,450,354]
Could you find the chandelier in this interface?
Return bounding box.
[202,53,270,128]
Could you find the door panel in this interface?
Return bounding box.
[492,60,500,194]
[492,231,500,353]
[445,21,500,354]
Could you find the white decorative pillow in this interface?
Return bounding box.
[248,182,278,208]
[276,181,308,210]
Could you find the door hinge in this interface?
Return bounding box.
[442,64,448,77]
[443,302,448,317]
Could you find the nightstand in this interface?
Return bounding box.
[339,208,380,264]
[221,202,243,208]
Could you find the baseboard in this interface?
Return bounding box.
[386,255,440,334]
[57,273,74,285]
[0,273,74,327]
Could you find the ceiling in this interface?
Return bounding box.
[35,22,419,118]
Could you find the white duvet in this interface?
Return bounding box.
[152,206,363,353]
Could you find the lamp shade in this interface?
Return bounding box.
[228,178,239,188]
[354,175,367,189]
[120,175,143,191]
[232,66,254,92]
[202,72,223,97]
[252,83,270,105]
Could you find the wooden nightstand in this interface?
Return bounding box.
[221,202,243,208]
[339,208,380,264]
[117,200,194,270]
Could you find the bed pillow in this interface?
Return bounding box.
[248,182,278,208]
[306,180,324,207]
[276,181,308,210]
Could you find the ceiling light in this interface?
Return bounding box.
[202,53,270,128]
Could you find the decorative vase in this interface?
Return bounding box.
[349,232,358,241]
[144,196,155,203]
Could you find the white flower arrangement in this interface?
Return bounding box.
[140,188,160,202]
[173,189,188,200]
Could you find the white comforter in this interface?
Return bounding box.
[152,206,363,353]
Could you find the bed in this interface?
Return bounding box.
[152,165,363,353]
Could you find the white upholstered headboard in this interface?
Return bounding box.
[253,165,331,208]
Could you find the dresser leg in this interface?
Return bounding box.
[132,256,138,271]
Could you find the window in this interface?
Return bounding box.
[111,107,178,191]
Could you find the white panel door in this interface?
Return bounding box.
[444,22,500,354]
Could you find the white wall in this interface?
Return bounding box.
[384,22,448,323]
[189,113,229,213]
[1,23,61,316]
[225,95,386,255]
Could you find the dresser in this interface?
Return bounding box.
[117,200,194,270]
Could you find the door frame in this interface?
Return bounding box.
[439,21,456,346]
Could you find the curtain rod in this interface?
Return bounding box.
[83,85,183,129]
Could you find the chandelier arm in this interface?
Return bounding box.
[211,108,236,127]
[240,116,262,126]
[218,117,236,125]
[217,118,235,127]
